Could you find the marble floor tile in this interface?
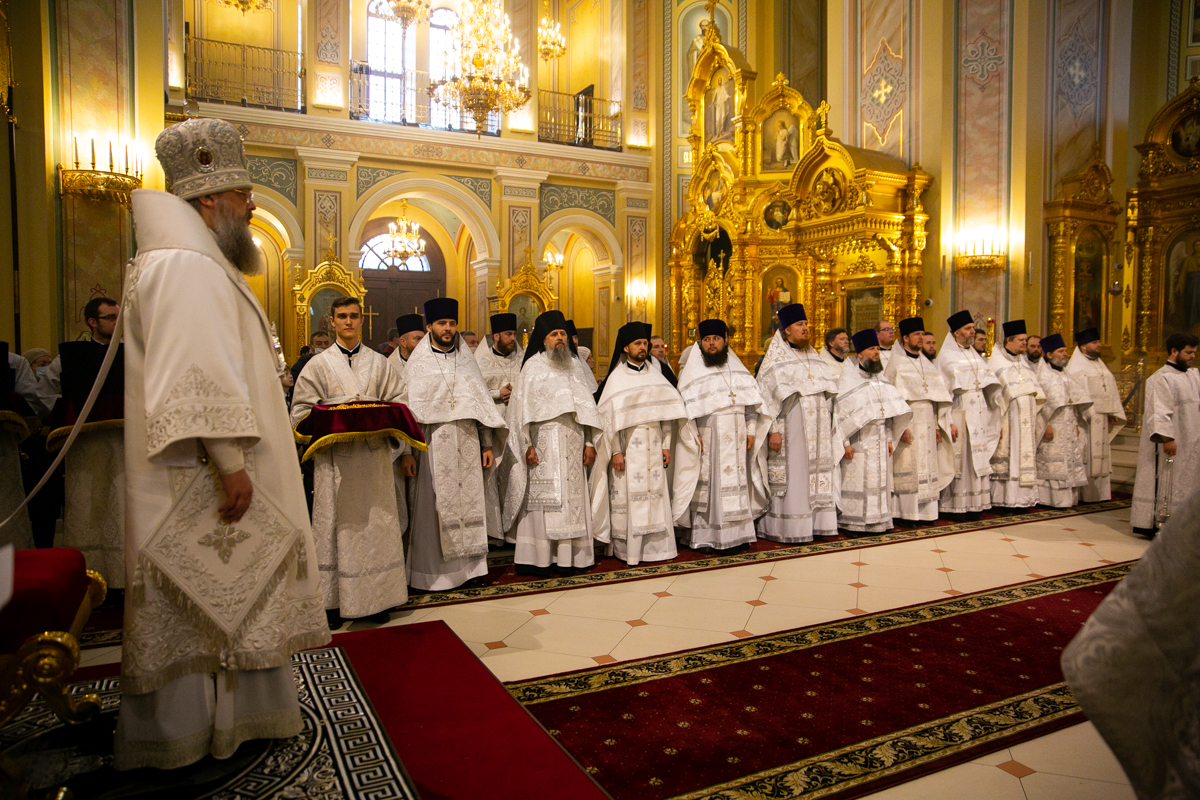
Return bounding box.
[1007,539,1107,560]
[768,557,860,584]
[758,578,860,610]
[1009,721,1131,785]
[666,570,769,602]
[503,613,634,658]
[946,570,1025,593]
[938,550,1037,574]
[417,604,537,644]
[854,585,951,613]
[543,586,660,621]
[857,564,953,591]
[743,604,851,635]
[640,594,755,632]
[595,575,679,594]
[932,534,1021,555]
[854,546,947,569]
[1020,773,1136,800]
[862,761,1027,799]
[608,624,738,662]
[478,647,600,683]
[969,747,1014,766]
[1021,555,1107,578]
[475,590,568,611]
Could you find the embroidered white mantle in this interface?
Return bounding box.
[884,349,955,501]
[1066,348,1127,483]
[834,365,911,531]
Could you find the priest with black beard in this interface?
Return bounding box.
[676,319,769,552]
[499,311,602,575]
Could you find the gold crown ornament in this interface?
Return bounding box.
[154,118,253,201]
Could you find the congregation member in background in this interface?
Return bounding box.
[461,330,480,352]
[592,322,699,566]
[833,329,911,534]
[753,303,839,543]
[500,310,601,576]
[972,328,989,356]
[1026,334,1043,365]
[290,295,412,626]
[921,332,938,362]
[1032,333,1092,509]
[676,319,768,553]
[875,318,897,368]
[650,335,668,363]
[290,330,330,387]
[987,320,1046,512]
[884,317,955,526]
[402,298,509,589]
[1066,328,1126,502]
[378,327,400,356]
[820,327,851,379]
[647,328,679,387]
[939,311,1002,516]
[386,313,426,381]
[473,312,524,543]
[1130,332,1200,537]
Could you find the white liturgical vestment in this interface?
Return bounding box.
[1130,362,1200,533]
[676,343,769,550]
[938,336,1002,513]
[834,365,911,533]
[402,334,508,590]
[1066,348,1127,502]
[1033,359,1091,508]
[386,347,409,381]
[474,343,524,540]
[753,333,839,542]
[987,347,1046,508]
[591,359,700,565]
[291,344,410,617]
[884,348,955,522]
[116,190,328,770]
[499,351,602,569]
[820,347,849,381]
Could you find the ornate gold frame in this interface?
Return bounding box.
[291,244,367,355]
[495,247,557,313]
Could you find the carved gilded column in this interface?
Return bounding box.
[726,256,747,356]
[1046,220,1075,339]
[812,254,834,347]
[877,236,901,325]
[1136,226,1155,354]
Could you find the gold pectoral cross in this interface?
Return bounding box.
[729,390,737,402]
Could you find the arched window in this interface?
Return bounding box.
[358,232,431,272]
[428,8,458,130]
[366,0,417,123]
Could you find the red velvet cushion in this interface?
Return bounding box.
[0,548,90,654]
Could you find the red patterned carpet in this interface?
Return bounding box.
[508,564,1130,800]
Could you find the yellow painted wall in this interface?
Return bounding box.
[569,243,595,328]
[566,0,602,94]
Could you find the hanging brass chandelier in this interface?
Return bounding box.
[211,0,272,15]
[537,0,566,61]
[383,199,426,267]
[381,0,431,30]
[428,0,531,134]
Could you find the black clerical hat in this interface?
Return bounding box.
[898,317,925,337]
[490,313,517,334]
[851,328,879,352]
[605,321,650,378]
[395,313,424,336]
[521,310,569,366]
[1002,319,1026,338]
[424,297,458,324]
[698,319,728,339]
[566,319,578,338]
[947,310,974,332]
[1074,327,1100,346]
[778,303,806,331]
[1040,333,1066,353]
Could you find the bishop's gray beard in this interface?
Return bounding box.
[547,343,572,368]
[861,357,883,374]
[701,345,729,367]
[212,203,264,275]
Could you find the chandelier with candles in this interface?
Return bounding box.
[381,0,430,28]
[428,0,531,134]
[212,0,272,14]
[383,200,426,267]
[537,0,566,61]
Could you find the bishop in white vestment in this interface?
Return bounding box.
[403,298,508,590]
[500,311,601,574]
[938,311,1003,514]
[884,318,955,523]
[754,304,839,542]
[473,312,524,542]
[1130,333,1200,536]
[834,329,911,533]
[1033,334,1092,508]
[592,322,700,565]
[1065,328,1127,502]
[290,298,411,622]
[988,320,1047,509]
[116,120,328,770]
[676,319,769,551]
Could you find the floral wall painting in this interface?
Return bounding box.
[704,67,736,145]
[763,200,791,231]
[762,110,800,171]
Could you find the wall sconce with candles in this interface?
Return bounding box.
[626,278,649,321]
[58,134,143,208]
[952,228,1007,272]
[543,249,565,284]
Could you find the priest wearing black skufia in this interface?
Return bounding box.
[386,312,427,381]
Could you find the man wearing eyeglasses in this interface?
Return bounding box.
[875,318,897,369]
[35,297,119,415]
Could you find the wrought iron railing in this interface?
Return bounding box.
[186,35,304,113]
[349,60,499,134]
[538,88,621,151]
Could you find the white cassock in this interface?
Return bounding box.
[820,347,850,381]
[499,351,601,569]
[987,347,1046,508]
[1066,349,1127,502]
[290,345,410,617]
[938,337,1002,513]
[402,334,508,590]
[1130,363,1200,533]
[753,333,839,542]
[574,349,599,393]
[1033,359,1092,508]
[116,190,328,770]
[38,342,126,583]
[473,342,524,541]
[884,349,955,522]
[591,359,700,565]
[386,347,409,380]
[834,365,911,533]
[878,346,894,370]
[676,343,770,550]
[0,352,37,549]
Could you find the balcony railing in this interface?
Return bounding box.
[186,35,304,113]
[349,61,500,135]
[538,87,621,151]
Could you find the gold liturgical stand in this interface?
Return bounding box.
[667,6,929,367]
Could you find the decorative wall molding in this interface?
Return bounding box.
[247,155,298,205]
[356,166,410,198]
[631,0,649,110]
[504,185,538,198]
[307,167,348,182]
[314,190,341,260]
[316,0,341,65]
[509,206,532,277]
[540,184,617,226]
[626,197,650,208]
[448,175,493,208]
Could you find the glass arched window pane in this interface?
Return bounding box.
[366,0,417,123]
[429,9,458,130]
[359,232,431,272]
